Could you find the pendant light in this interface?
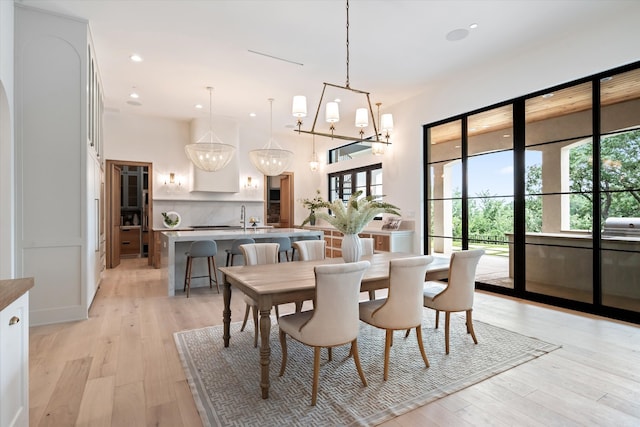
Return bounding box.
[184,87,236,172]
[249,99,294,176]
[309,135,319,172]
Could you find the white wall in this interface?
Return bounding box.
[104,2,640,253]
[0,0,14,278]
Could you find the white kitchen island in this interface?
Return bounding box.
[159,228,323,296]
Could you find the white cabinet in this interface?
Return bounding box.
[0,291,30,427]
[15,6,104,325]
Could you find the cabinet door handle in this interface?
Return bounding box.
[9,316,20,326]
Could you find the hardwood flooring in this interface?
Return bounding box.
[30,258,640,426]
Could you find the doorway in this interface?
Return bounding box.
[105,160,153,268]
[265,172,294,228]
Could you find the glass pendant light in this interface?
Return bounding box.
[184,87,236,172]
[249,99,294,176]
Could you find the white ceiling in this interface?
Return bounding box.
[16,0,633,135]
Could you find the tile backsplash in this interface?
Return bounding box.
[153,200,264,229]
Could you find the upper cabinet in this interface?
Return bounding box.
[15,5,105,325]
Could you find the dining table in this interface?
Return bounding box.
[218,252,450,399]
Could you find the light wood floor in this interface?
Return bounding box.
[30,258,640,426]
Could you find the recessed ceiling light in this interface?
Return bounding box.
[469,23,478,29]
[446,28,469,41]
[129,92,139,99]
[542,93,554,99]
[195,104,203,109]
[249,112,256,117]
[334,98,341,103]
[130,54,143,62]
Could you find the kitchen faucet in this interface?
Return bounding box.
[240,205,246,230]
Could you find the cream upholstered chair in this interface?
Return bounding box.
[239,243,280,347]
[291,234,321,260]
[361,237,374,255]
[183,240,220,298]
[422,249,485,354]
[278,261,370,406]
[361,237,376,299]
[292,240,326,261]
[359,256,433,380]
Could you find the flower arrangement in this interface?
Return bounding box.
[300,190,328,226]
[161,211,181,228]
[314,190,400,234]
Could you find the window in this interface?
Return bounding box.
[329,141,379,164]
[328,163,383,209]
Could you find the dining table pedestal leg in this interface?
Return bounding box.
[223,281,231,347]
[259,307,272,399]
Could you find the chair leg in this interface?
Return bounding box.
[351,339,367,387]
[404,328,410,338]
[415,325,430,368]
[368,290,376,300]
[183,256,190,292]
[240,304,250,331]
[285,251,290,262]
[252,305,259,348]
[206,256,213,289]
[274,305,280,319]
[184,257,192,298]
[311,347,321,406]
[466,309,478,344]
[383,329,392,381]
[445,311,451,355]
[278,330,288,377]
[211,256,220,293]
[327,347,332,361]
[435,309,440,329]
[225,252,231,267]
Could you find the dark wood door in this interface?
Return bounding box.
[108,163,121,268]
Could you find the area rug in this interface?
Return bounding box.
[174,316,559,427]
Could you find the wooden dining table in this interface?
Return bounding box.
[218,252,450,399]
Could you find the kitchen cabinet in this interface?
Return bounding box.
[120,227,141,257]
[15,6,104,325]
[0,279,33,427]
[308,226,414,258]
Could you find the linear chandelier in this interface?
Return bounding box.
[185,87,236,172]
[292,0,394,146]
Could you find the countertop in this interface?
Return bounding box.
[0,277,34,312]
[303,225,414,236]
[159,227,323,242]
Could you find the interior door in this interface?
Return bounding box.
[280,175,291,228]
[108,163,121,268]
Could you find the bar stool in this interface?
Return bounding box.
[183,240,219,298]
[269,236,292,262]
[291,234,321,260]
[225,238,255,266]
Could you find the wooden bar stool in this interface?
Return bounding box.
[183,240,219,298]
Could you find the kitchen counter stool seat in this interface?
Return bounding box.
[183,240,219,298]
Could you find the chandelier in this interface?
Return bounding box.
[292,0,393,147]
[249,99,294,176]
[185,87,236,172]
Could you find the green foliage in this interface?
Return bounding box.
[315,190,400,234]
[161,212,179,226]
[300,190,329,226]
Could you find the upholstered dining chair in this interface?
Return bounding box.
[359,255,433,380]
[239,242,280,347]
[292,240,326,261]
[225,237,255,266]
[278,260,370,406]
[422,249,485,354]
[183,240,220,298]
[361,237,375,255]
[290,234,321,260]
[361,237,376,299]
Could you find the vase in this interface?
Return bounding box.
[341,234,362,263]
[309,212,316,226]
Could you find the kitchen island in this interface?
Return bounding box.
[159,228,323,296]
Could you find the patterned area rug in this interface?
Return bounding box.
[174,315,559,427]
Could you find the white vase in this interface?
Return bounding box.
[341,234,362,263]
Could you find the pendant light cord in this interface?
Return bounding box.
[345,0,350,89]
[207,86,213,133]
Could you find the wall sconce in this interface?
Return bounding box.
[163,172,182,193]
[244,176,259,190]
